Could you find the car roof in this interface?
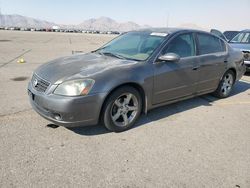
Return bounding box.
[134,27,208,35]
[241,29,250,32]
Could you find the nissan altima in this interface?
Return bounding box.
[28,28,246,132]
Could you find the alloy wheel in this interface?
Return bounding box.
[221,73,234,96]
[110,93,139,127]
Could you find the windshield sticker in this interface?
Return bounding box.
[150,32,168,37]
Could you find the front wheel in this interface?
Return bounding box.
[213,70,235,98]
[102,86,142,132]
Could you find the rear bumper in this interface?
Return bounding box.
[28,82,107,127]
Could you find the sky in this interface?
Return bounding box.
[0,0,250,31]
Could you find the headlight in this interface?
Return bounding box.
[53,79,95,96]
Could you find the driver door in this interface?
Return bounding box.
[152,33,199,104]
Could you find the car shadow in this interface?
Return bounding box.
[231,79,250,96]
[67,80,250,136]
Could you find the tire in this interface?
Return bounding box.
[213,70,235,98]
[102,86,142,132]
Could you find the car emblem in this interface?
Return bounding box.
[33,79,38,87]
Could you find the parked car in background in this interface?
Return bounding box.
[229,30,250,72]
[211,29,250,72]
[223,31,239,41]
[211,30,239,42]
[28,28,246,132]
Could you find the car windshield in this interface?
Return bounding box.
[230,32,250,43]
[95,32,167,61]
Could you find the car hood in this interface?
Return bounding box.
[229,43,250,52]
[35,53,137,84]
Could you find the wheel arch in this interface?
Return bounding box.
[213,67,237,98]
[220,67,237,83]
[227,68,237,83]
[98,82,147,123]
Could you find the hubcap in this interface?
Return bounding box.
[111,93,139,127]
[221,73,234,96]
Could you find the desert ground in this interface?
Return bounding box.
[0,30,250,188]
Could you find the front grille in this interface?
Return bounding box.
[242,51,250,61]
[31,74,50,93]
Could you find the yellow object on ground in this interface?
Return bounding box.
[17,58,25,63]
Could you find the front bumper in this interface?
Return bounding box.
[28,82,107,127]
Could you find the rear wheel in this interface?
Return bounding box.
[213,70,235,98]
[102,86,142,132]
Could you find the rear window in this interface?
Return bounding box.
[197,33,225,55]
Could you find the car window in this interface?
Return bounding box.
[99,32,165,61]
[197,33,225,55]
[140,36,163,54]
[231,32,250,43]
[106,34,141,51]
[223,31,239,41]
[241,33,250,43]
[162,33,195,58]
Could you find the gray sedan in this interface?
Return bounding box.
[28,28,246,132]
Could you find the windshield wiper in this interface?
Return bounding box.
[91,46,108,53]
[93,50,141,61]
[101,52,126,60]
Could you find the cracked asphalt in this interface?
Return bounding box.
[0,30,250,188]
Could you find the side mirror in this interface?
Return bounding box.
[158,53,180,62]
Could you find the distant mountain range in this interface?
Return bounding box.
[78,17,143,32]
[0,14,207,32]
[0,14,56,28]
[0,14,147,31]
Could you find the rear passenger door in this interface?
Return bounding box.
[195,33,228,94]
